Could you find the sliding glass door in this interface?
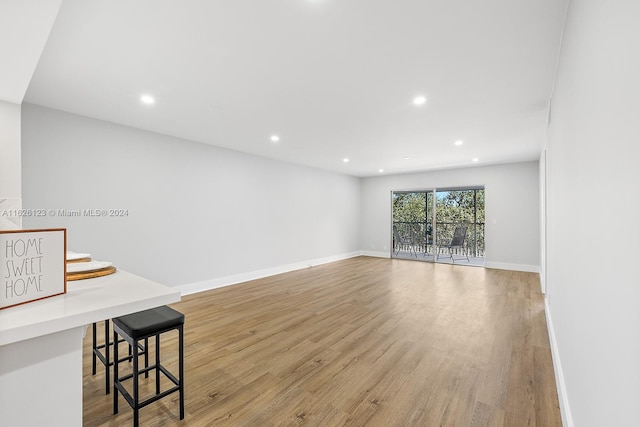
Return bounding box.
[434,187,485,264]
[392,187,485,265]
[392,191,434,259]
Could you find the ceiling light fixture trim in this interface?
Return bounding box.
[140,94,155,105]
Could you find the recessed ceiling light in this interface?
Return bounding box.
[140,94,155,105]
[472,158,479,162]
[413,95,427,106]
[378,169,384,173]
[270,135,280,142]
[402,156,410,160]
[343,158,350,163]
[455,140,464,146]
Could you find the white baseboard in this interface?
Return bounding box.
[360,250,390,258]
[483,261,539,273]
[362,254,538,273]
[175,251,361,296]
[545,297,574,427]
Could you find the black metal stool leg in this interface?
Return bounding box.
[92,322,97,375]
[113,329,119,415]
[145,337,149,378]
[179,323,184,420]
[155,334,160,394]
[105,319,110,394]
[133,337,139,427]
[92,320,113,394]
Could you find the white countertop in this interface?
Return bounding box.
[0,269,181,346]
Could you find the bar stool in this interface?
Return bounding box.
[112,306,185,427]
[92,320,146,394]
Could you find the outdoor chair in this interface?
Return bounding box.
[437,225,470,263]
[393,225,417,257]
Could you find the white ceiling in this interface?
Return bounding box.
[22,0,568,177]
[0,0,61,104]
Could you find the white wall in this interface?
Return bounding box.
[360,161,540,271]
[0,100,21,198]
[21,104,361,289]
[545,0,640,426]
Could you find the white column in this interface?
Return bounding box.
[0,327,85,427]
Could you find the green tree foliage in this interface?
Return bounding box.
[435,190,485,225]
[392,193,426,223]
[393,190,484,225]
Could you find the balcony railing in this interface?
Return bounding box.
[393,221,485,257]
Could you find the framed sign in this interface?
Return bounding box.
[1,228,66,310]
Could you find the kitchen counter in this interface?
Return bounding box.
[0,269,181,426]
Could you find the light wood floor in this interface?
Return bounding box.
[82,256,561,426]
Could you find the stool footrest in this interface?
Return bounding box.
[115,382,181,411]
[116,364,179,386]
[94,341,145,367]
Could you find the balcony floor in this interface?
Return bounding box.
[393,248,485,267]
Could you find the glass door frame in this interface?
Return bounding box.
[391,186,485,264]
[390,189,436,260]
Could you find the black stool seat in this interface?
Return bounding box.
[112,305,185,427]
[112,305,184,339]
